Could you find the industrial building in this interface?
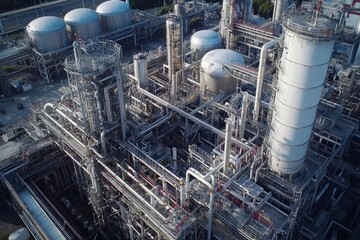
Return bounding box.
[1,0,360,239]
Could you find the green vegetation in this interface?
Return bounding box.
[1,66,18,74]
[158,5,172,16]
[253,0,274,19]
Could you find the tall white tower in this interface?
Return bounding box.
[269,11,339,178]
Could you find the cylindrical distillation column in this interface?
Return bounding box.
[166,15,183,102]
[269,11,338,178]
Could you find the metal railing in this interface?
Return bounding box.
[282,11,340,40]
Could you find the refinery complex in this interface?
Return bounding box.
[1,0,360,239]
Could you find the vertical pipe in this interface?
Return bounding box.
[207,191,215,240]
[239,92,248,140]
[220,0,229,40]
[116,71,127,139]
[172,147,177,171]
[223,118,233,175]
[179,178,185,207]
[128,218,134,240]
[253,36,283,121]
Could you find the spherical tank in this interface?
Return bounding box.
[190,30,222,59]
[64,8,100,41]
[269,12,338,177]
[200,49,244,94]
[96,0,132,32]
[26,16,69,53]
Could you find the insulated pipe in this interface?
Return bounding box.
[273,0,285,21]
[253,36,283,121]
[61,93,71,103]
[179,178,185,207]
[91,82,105,131]
[73,41,81,69]
[208,186,215,240]
[239,92,248,140]
[254,162,265,182]
[185,168,214,198]
[223,118,233,176]
[172,147,177,171]
[115,71,127,139]
[186,169,215,240]
[249,156,261,181]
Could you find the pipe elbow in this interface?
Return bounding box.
[44,103,54,113]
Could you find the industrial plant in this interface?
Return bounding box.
[0,0,360,239]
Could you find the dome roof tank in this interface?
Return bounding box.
[64,8,100,41]
[96,0,132,32]
[200,49,244,94]
[190,30,222,58]
[26,16,69,53]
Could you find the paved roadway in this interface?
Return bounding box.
[0,0,107,33]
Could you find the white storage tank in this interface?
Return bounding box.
[64,8,100,41]
[200,49,244,94]
[268,12,338,178]
[96,0,132,32]
[26,16,69,53]
[190,30,222,59]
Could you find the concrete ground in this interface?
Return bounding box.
[0,80,68,128]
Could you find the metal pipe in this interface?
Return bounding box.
[118,163,168,207]
[315,183,329,203]
[42,106,86,149]
[55,108,86,135]
[254,35,283,121]
[137,113,173,136]
[61,93,71,103]
[223,117,233,175]
[91,82,105,130]
[185,168,214,198]
[176,60,200,87]
[254,162,265,182]
[172,147,177,171]
[100,124,120,155]
[116,71,127,139]
[179,178,185,207]
[98,161,168,221]
[239,92,248,140]
[190,93,225,115]
[128,218,134,240]
[138,88,250,150]
[249,156,261,181]
[208,189,215,240]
